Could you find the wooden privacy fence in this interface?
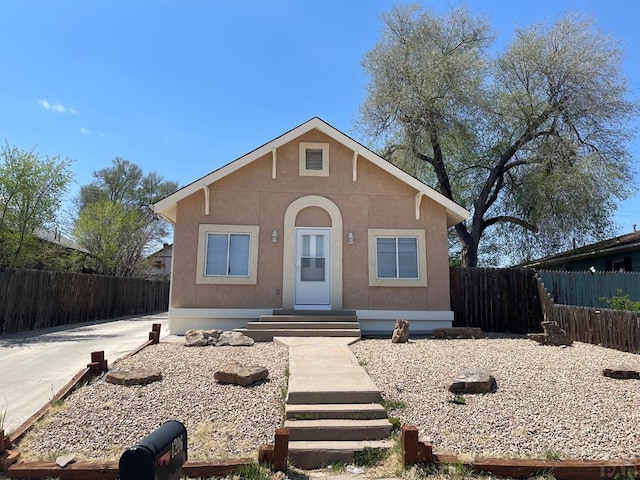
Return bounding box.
[536,275,640,353]
[450,267,543,334]
[0,267,170,335]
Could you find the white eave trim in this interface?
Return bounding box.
[152,117,470,226]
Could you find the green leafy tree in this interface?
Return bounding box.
[74,158,178,277]
[358,6,637,266]
[0,143,73,268]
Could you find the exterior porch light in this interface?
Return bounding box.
[347,232,354,244]
[271,230,278,243]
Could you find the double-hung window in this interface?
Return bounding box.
[196,224,259,284]
[368,229,427,287]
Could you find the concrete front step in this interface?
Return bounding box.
[273,310,357,316]
[284,419,393,442]
[288,439,393,470]
[286,388,381,405]
[286,403,387,420]
[247,321,359,329]
[236,328,361,342]
[259,315,358,323]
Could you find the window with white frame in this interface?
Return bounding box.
[196,224,259,284]
[299,142,329,176]
[368,229,427,287]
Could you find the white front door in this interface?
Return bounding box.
[295,228,331,309]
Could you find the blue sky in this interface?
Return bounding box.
[1,0,639,237]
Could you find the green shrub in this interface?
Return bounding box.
[601,290,640,311]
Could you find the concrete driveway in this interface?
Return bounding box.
[0,312,168,434]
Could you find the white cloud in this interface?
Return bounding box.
[98,132,105,138]
[37,99,78,115]
[80,127,92,135]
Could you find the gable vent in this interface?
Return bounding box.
[305,149,324,170]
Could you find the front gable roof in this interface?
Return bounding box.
[153,117,469,226]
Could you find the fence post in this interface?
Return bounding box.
[87,351,108,375]
[148,323,161,344]
[273,428,289,472]
[402,425,432,467]
[402,425,419,467]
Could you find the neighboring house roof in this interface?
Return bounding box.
[147,243,173,259]
[523,231,640,269]
[33,227,90,254]
[153,117,469,227]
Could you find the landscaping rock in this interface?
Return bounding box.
[527,321,572,346]
[105,368,162,386]
[216,331,255,346]
[603,365,640,380]
[449,368,495,394]
[214,362,268,386]
[184,329,221,346]
[433,327,484,339]
[56,454,75,468]
[392,319,410,343]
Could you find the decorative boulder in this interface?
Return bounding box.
[392,319,410,343]
[433,327,484,339]
[216,331,255,346]
[214,362,268,386]
[184,329,221,346]
[603,365,640,380]
[105,368,162,386]
[527,321,572,346]
[449,368,495,394]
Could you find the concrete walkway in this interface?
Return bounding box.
[277,337,381,405]
[275,337,393,469]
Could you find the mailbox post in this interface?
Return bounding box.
[119,420,187,480]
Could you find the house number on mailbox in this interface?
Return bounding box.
[171,435,185,459]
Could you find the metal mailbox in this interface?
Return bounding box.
[119,420,187,480]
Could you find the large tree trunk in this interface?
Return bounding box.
[455,223,479,267]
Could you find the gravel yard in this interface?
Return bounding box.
[351,336,640,460]
[19,336,640,463]
[20,341,289,461]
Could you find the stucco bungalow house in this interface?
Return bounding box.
[153,117,469,337]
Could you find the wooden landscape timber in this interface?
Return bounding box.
[6,458,254,479]
[257,428,289,472]
[433,454,640,480]
[401,426,640,480]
